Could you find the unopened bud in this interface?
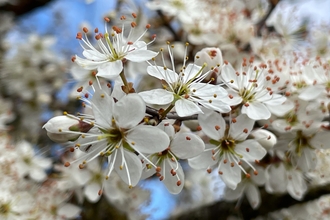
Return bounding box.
[250,129,277,150]
[194,47,223,81]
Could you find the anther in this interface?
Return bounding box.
[246,148,250,152]
[83,27,88,33]
[146,24,151,29]
[98,190,103,196]
[215,125,220,131]
[207,168,212,173]
[231,118,237,123]
[159,176,164,181]
[218,171,223,175]
[231,162,234,167]
[79,164,84,169]
[132,13,137,18]
[243,128,248,133]
[131,22,137,28]
[104,17,110,22]
[186,136,191,140]
[112,26,122,33]
[77,87,83,92]
[177,180,181,186]
[246,173,251,178]
[94,28,98,33]
[64,162,70,167]
[254,170,258,175]
[156,167,161,172]
[71,56,76,62]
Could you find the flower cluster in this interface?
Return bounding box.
[1,0,330,219]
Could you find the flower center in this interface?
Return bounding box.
[239,88,255,103]
[293,130,311,156]
[0,203,10,215]
[284,111,298,126]
[171,0,184,8]
[107,128,123,143]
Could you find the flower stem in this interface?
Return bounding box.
[160,104,175,119]
[119,69,129,92]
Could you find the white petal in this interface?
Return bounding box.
[138,89,173,105]
[188,147,218,169]
[250,129,277,150]
[97,61,123,80]
[92,90,113,129]
[298,85,324,101]
[287,169,307,200]
[263,94,286,106]
[224,183,244,201]
[162,159,184,194]
[58,203,81,218]
[75,55,104,70]
[147,66,178,83]
[126,125,170,154]
[29,168,47,182]
[198,99,231,113]
[229,113,255,141]
[198,109,226,140]
[235,140,266,162]
[125,49,158,62]
[190,83,228,99]
[84,182,101,202]
[221,63,239,90]
[250,166,266,186]
[34,157,52,169]
[310,131,330,149]
[242,102,271,120]
[245,183,261,209]
[114,94,145,129]
[157,121,175,139]
[114,149,142,187]
[265,163,287,193]
[170,132,205,159]
[83,49,107,60]
[182,63,202,82]
[218,157,241,190]
[175,99,203,117]
[292,148,317,172]
[268,99,294,117]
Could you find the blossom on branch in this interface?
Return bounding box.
[74,15,157,80]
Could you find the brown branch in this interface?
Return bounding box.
[255,0,280,36]
[146,106,198,121]
[0,0,54,17]
[170,183,330,220]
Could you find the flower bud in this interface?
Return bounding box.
[194,47,223,81]
[250,129,277,150]
[43,116,92,143]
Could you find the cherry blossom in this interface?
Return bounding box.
[139,44,231,117]
[74,15,157,80]
[188,109,267,190]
